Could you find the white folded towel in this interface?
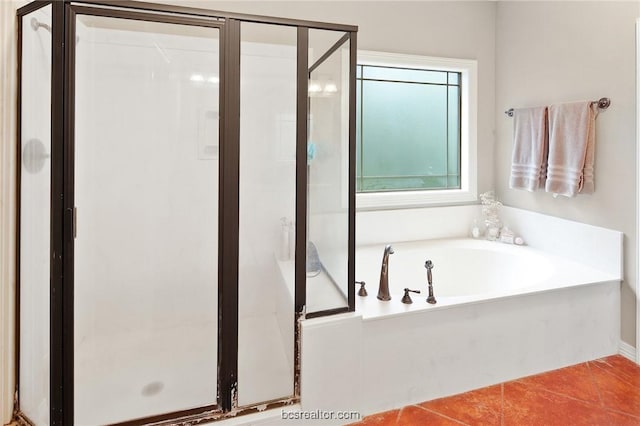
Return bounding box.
[581,106,597,194]
[545,101,596,197]
[509,106,548,191]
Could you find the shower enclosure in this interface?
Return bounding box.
[16,1,356,425]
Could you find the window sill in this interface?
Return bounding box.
[356,189,477,210]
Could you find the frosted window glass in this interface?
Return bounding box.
[356,82,362,192]
[363,66,447,84]
[356,66,461,192]
[448,86,461,179]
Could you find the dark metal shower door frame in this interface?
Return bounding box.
[32,3,230,425]
[15,1,357,425]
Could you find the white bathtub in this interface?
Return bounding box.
[320,237,619,416]
[296,210,623,424]
[355,238,618,318]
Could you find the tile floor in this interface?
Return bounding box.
[349,355,640,425]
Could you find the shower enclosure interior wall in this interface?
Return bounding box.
[16,2,356,425]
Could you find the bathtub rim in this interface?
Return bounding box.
[356,278,621,322]
[355,237,622,322]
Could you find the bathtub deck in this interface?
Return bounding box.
[350,354,640,425]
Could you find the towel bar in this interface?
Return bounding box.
[504,97,611,117]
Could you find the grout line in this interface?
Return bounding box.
[591,358,639,388]
[416,405,469,425]
[500,383,504,426]
[604,406,640,420]
[590,358,614,369]
[395,407,402,424]
[511,364,603,407]
[586,361,605,407]
[521,383,601,407]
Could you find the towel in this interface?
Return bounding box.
[581,106,597,194]
[509,106,548,191]
[545,101,596,197]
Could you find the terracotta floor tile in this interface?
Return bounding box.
[419,385,502,425]
[397,406,465,426]
[348,409,399,426]
[359,357,640,426]
[503,381,611,426]
[591,355,640,385]
[605,409,640,425]
[515,363,601,404]
[590,362,640,418]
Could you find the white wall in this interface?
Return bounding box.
[495,1,640,346]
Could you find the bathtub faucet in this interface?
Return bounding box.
[377,245,394,301]
[425,260,436,304]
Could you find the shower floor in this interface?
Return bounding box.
[75,313,292,425]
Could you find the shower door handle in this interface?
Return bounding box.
[65,207,77,241]
[73,207,77,239]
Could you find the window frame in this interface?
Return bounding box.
[355,50,477,209]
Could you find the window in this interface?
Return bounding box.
[355,51,477,208]
[356,65,461,192]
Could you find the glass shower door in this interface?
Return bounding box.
[73,12,221,425]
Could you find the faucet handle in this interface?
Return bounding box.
[355,281,368,297]
[401,288,421,304]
